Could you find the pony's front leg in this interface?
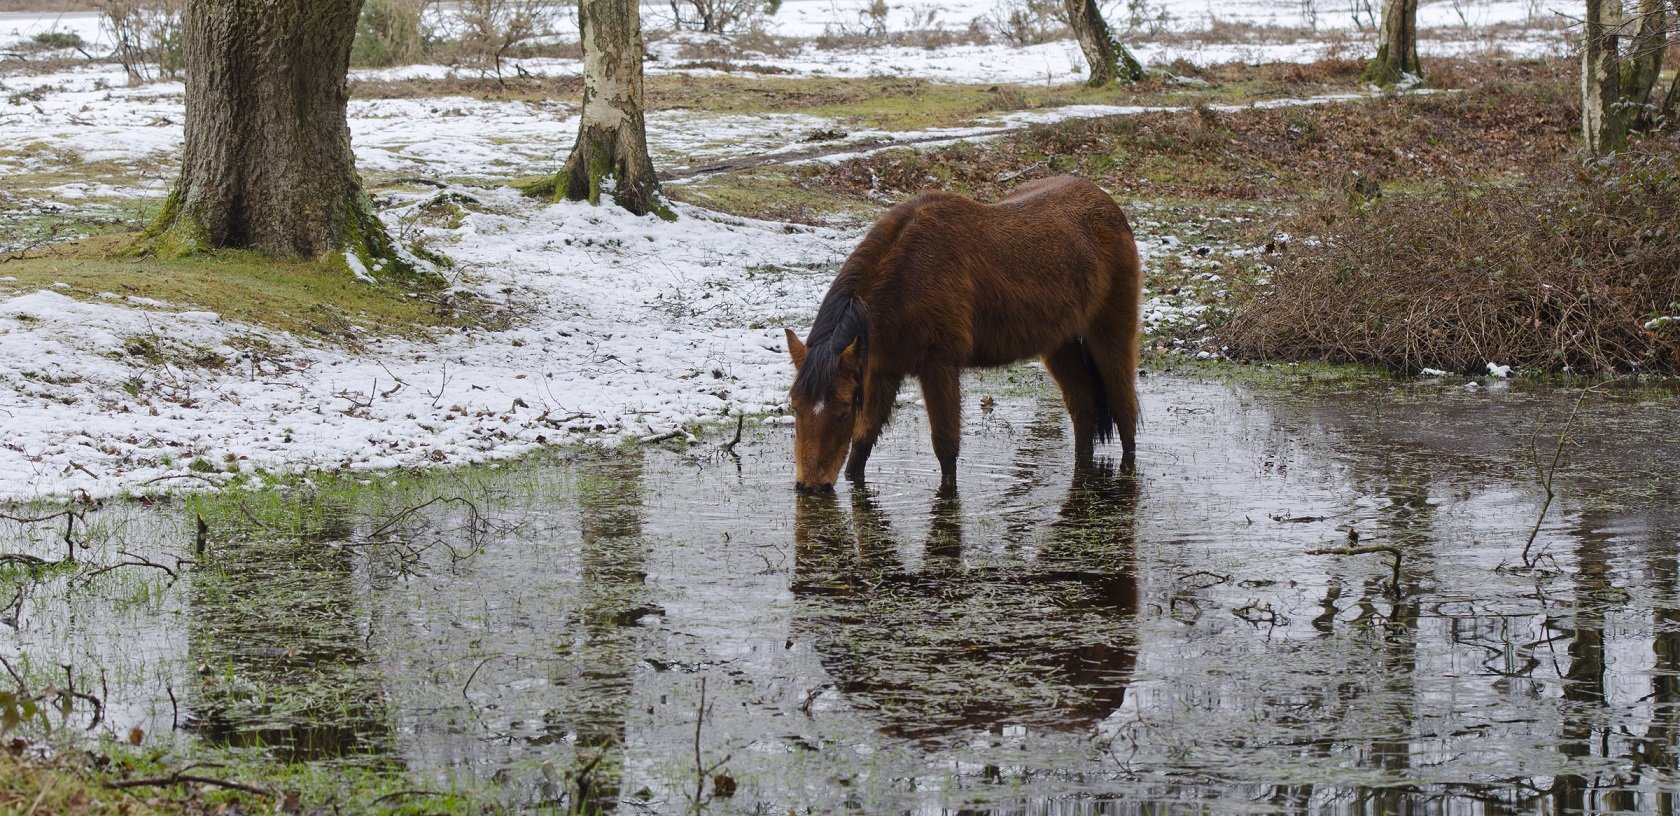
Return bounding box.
[919,365,962,484]
[845,372,903,482]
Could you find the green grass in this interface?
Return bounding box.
[0,234,480,341]
[356,68,1375,135]
[0,740,483,815]
[665,166,877,224]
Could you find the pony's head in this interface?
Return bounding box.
[786,327,861,492]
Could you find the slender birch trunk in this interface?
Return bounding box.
[554,0,667,217]
[1582,0,1629,154]
[1063,0,1144,86]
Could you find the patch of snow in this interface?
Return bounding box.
[344,252,377,284]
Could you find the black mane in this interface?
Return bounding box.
[792,289,868,403]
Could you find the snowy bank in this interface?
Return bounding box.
[0,193,856,501]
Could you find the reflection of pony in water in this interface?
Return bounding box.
[784,175,1143,491]
[791,464,1140,740]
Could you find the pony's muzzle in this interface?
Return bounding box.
[795,481,836,494]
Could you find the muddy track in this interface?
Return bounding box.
[657,90,1396,182]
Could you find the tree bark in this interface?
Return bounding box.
[553,0,668,217]
[1062,0,1144,86]
[1582,0,1630,154]
[1619,0,1667,128]
[1363,0,1421,85]
[1665,59,1680,128]
[142,0,405,275]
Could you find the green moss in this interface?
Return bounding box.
[134,189,211,259]
[0,235,482,341]
[511,174,559,199]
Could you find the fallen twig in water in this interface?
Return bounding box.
[690,676,733,809]
[73,550,189,587]
[371,789,448,805]
[368,495,489,540]
[0,654,103,731]
[1308,544,1403,593]
[0,507,85,563]
[721,415,746,457]
[105,771,272,797]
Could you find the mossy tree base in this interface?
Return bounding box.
[139,190,425,286]
[137,0,426,284]
[1360,47,1420,87]
[558,122,673,219]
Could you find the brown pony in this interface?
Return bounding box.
[785,175,1142,491]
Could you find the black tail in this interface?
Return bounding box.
[1079,337,1116,445]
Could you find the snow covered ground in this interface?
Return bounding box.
[0,0,1572,500]
[0,192,858,499]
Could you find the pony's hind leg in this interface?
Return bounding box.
[845,371,904,482]
[1087,308,1142,454]
[918,364,963,484]
[1041,340,1099,459]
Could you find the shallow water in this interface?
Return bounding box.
[5,371,1680,813]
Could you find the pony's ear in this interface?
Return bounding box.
[785,328,807,367]
[833,339,863,400]
[837,338,861,374]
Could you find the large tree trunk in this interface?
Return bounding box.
[1062,0,1143,86]
[142,0,403,274]
[1363,0,1421,85]
[555,0,667,217]
[1582,0,1630,154]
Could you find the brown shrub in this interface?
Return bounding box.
[670,29,800,59]
[1220,142,1680,376]
[809,78,1579,202]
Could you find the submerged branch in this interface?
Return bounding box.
[105,772,273,797]
[1308,544,1403,593]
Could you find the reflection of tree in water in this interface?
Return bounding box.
[1552,510,1625,813]
[1633,545,1680,813]
[535,453,651,813]
[186,509,391,762]
[792,464,1139,740]
[1259,456,1433,813]
[1217,398,1668,812]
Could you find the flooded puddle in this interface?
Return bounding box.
[5,371,1680,812]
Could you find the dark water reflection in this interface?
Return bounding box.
[186,508,393,762]
[7,373,1680,813]
[793,465,1139,741]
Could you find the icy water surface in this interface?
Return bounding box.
[5,372,1680,813]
